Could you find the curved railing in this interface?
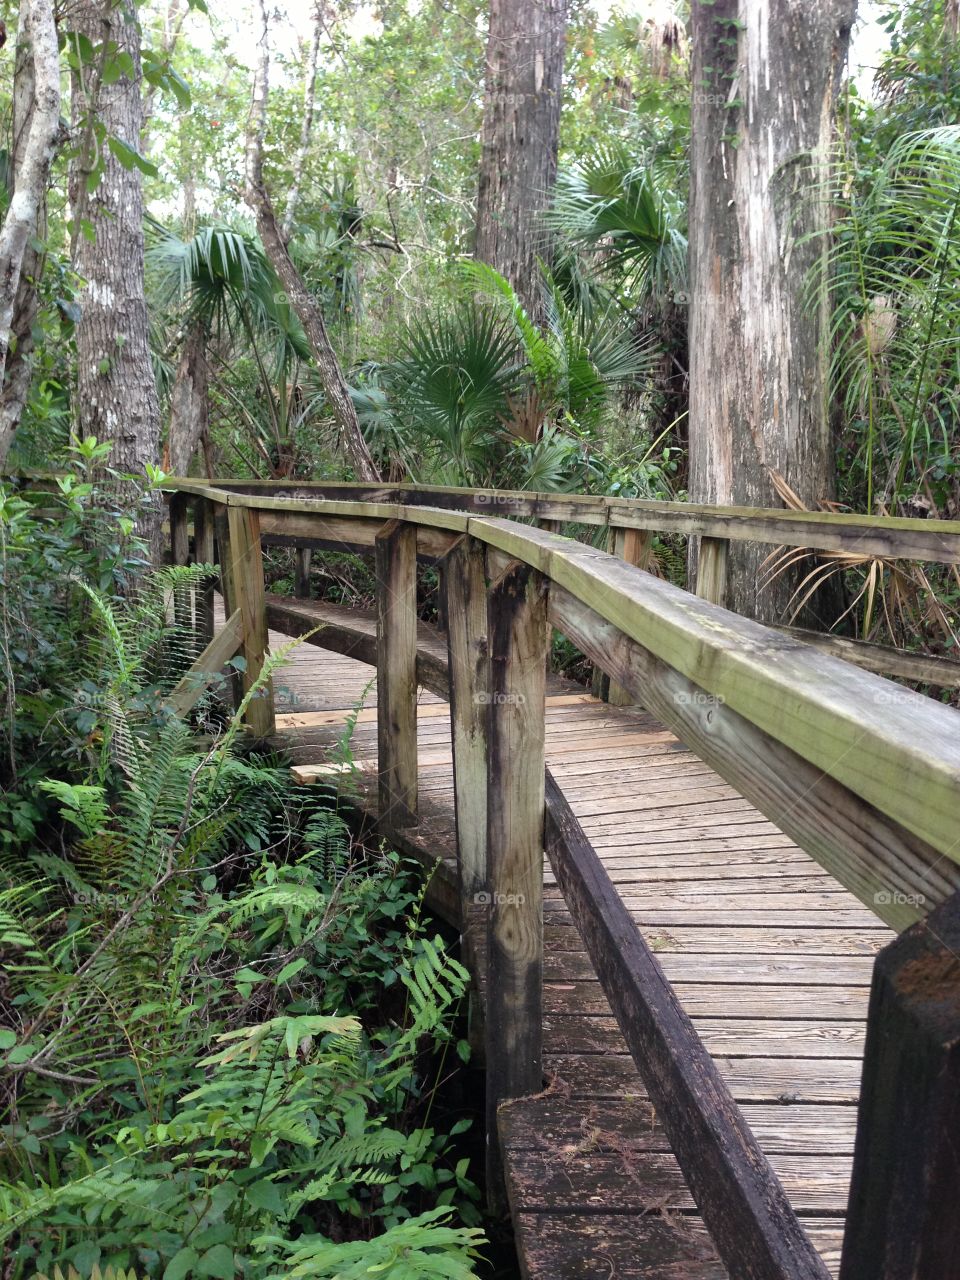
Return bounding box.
[165,480,960,1280]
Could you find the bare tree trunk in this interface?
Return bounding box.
[281,2,323,244]
[245,0,379,482]
[475,0,568,319]
[688,0,855,622]
[166,326,208,475]
[0,0,62,465]
[69,0,162,549]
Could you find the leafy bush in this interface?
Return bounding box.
[0,515,483,1278]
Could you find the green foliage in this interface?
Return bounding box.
[814,126,960,515]
[1,504,481,1275]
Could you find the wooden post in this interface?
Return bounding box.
[608,526,653,706]
[294,547,312,598]
[193,498,216,648]
[443,538,488,948]
[696,535,729,606]
[219,505,275,737]
[169,492,192,634]
[375,519,418,830]
[484,560,548,1205]
[839,891,960,1280]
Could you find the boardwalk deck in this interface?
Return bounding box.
[259,597,891,1279]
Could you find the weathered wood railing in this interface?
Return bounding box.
[167,475,960,692]
[165,480,960,1280]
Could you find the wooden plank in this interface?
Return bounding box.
[608,526,653,706]
[169,491,191,633]
[547,584,960,929]
[485,560,549,1206]
[500,1095,858,1155]
[375,519,419,829]
[166,609,243,716]
[165,477,960,562]
[193,497,216,647]
[696,535,729,607]
[542,772,831,1280]
[443,537,489,930]
[544,1052,865,1103]
[840,889,960,1280]
[294,546,312,597]
[542,1014,866,1059]
[222,505,274,736]
[471,518,960,868]
[778,625,960,690]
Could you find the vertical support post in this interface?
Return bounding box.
[608,526,654,706]
[219,504,275,737]
[484,560,548,1206]
[696,535,729,606]
[375,519,418,830]
[294,547,312,598]
[443,537,488,951]
[193,498,216,648]
[169,491,191,633]
[839,891,960,1280]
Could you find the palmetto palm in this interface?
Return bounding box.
[148,222,313,476]
[813,126,960,516]
[547,144,687,304]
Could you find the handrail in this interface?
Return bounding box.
[164,475,960,563]
[161,480,960,1279]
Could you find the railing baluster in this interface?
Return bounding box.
[608,525,653,706]
[193,497,216,648]
[840,890,960,1279]
[169,492,192,634]
[375,519,419,830]
[696,534,729,606]
[294,547,312,598]
[443,537,488,954]
[484,560,548,1205]
[218,504,274,736]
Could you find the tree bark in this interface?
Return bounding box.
[281,2,323,244]
[165,325,208,475]
[475,0,568,319]
[0,0,62,465]
[69,0,162,547]
[688,0,856,622]
[245,0,379,482]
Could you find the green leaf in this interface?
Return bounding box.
[196,1245,233,1279]
[276,957,307,984]
[107,135,159,178]
[0,1030,16,1050]
[163,1247,199,1280]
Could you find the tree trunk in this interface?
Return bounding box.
[69,0,162,548]
[475,0,568,319]
[165,325,208,475]
[0,0,62,465]
[245,0,379,482]
[281,2,323,244]
[688,0,856,622]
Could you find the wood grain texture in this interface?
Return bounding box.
[484,561,549,1204]
[840,890,960,1280]
[221,505,274,736]
[375,519,419,829]
[543,771,831,1280]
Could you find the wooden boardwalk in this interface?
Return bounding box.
[263,597,891,1279]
